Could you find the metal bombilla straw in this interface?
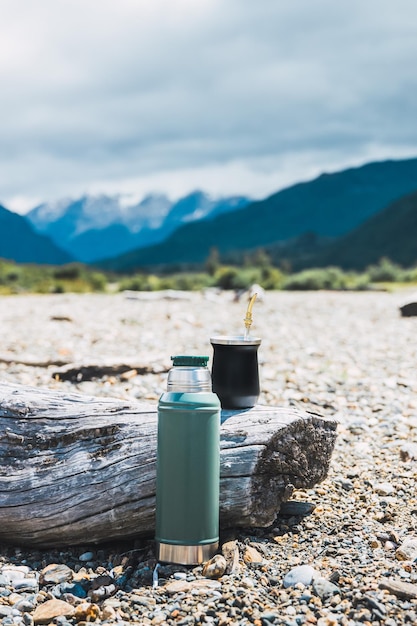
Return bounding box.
[243,293,257,340]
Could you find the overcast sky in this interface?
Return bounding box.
[2,0,417,213]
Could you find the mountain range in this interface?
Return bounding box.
[98,157,417,272]
[26,192,250,262]
[1,156,417,271]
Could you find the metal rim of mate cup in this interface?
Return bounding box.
[210,335,261,409]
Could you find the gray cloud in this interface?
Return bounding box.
[1,0,417,211]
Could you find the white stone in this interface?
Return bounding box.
[396,537,417,561]
[283,565,317,588]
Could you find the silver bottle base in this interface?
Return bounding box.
[156,541,218,565]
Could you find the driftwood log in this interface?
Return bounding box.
[0,381,337,547]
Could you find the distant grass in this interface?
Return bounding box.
[0,261,108,294]
[0,256,416,294]
[281,267,369,291]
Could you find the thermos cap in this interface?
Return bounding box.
[171,355,209,367]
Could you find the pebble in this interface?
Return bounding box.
[39,564,73,585]
[163,579,194,595]
[56,582,87,599]
[32,599,75,624]
[73,602,100,621]
[78,552,94,562]
[283,565,317,588]
[1,290,417,625]
[312,577,340,599]
[399,442,417,461]
[374,482,395,496]
[379,578,417,599]
[201,555,227,579]
[13,597,36,612]
[243,545,264,565]
[164,579,221,595]
[396,537,417,561]
[221,540,240,574]
[101,604,117,621]
[13,579,38,592]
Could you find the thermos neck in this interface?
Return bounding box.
[167,366,212,392]
[167,353,213,393]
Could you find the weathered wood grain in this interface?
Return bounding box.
[0,381,337,547]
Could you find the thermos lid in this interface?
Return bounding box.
[171,355,209,367]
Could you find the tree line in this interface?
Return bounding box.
[0,252,416,295]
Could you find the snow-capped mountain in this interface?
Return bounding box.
[26,191,250,262]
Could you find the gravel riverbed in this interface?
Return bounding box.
[0,290,417,626]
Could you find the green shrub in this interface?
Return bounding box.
[366,258,404,282]
[119,274,153,291]
[53,264,83,280]
[212,261,284,291]
[349,273,372,290]
[401,266,417,282]
[283,267,350,290]
[5,271,20,282]
[213,266,240,290]
[230,268,262,290]
[119,275,149,291]
[121,272,212,292]
[365,258,417,284]
[259,266,285,290]
[88,272,108,292]
[0,260,111,294]
[168,273,212,291]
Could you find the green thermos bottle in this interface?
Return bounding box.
[155,355,221,565]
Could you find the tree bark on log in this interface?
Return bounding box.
[0,381,337,547]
